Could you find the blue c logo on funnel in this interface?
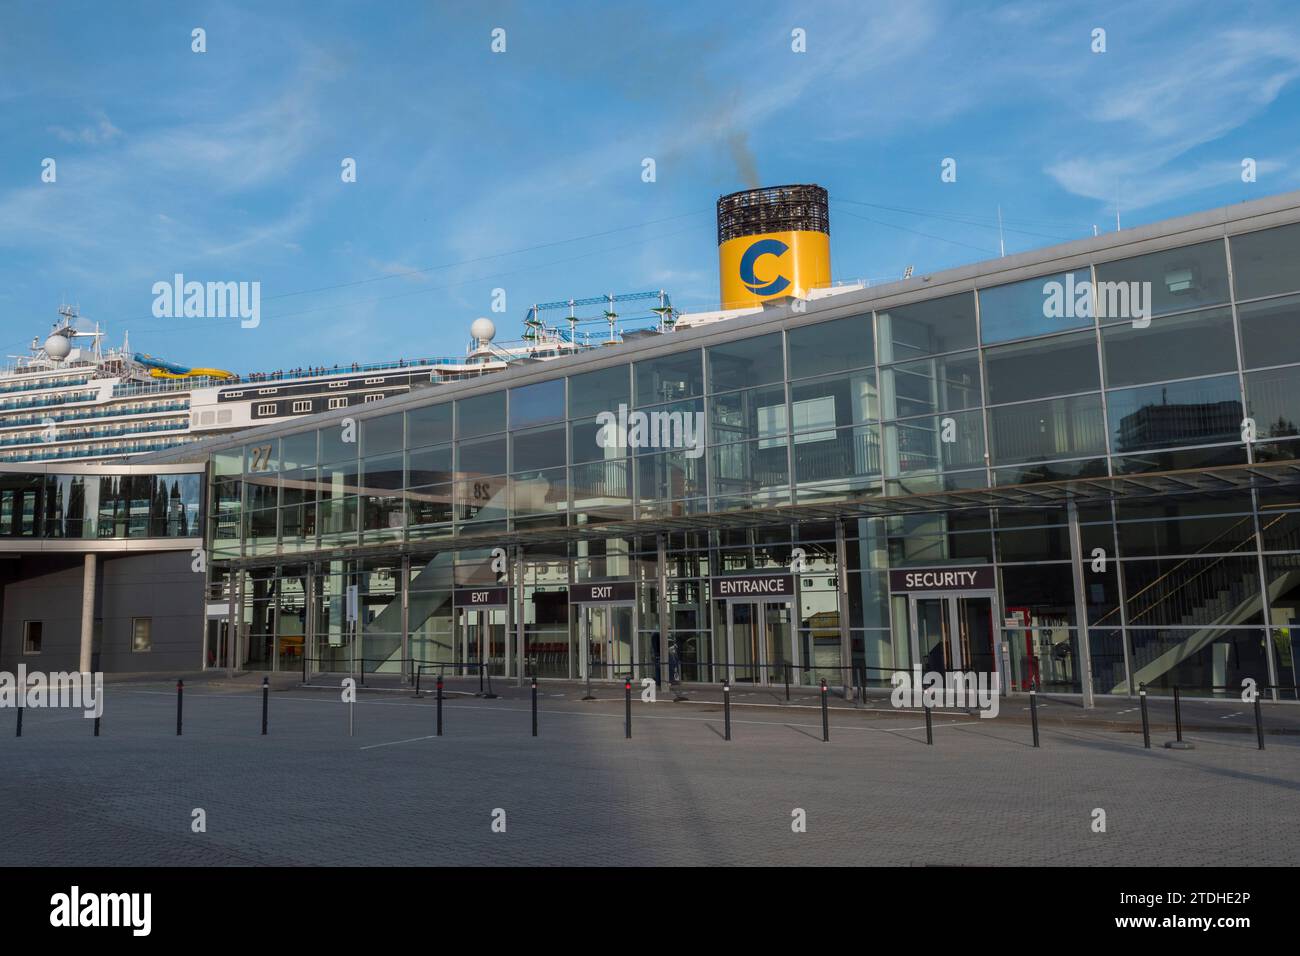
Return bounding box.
[739,238,791,296]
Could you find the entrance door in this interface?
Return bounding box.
[577,604,634,681]
[457,607,507,677]
[907,593,997,676]
[726,600,795,685]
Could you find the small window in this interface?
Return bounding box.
[257,387,277,395]
[364,377,384,385]
[292,400,312,413]
[363,393,384,403]
[329,381,348,389]
[256,403,277,416]
[328,397,349,410]
[131,617,152,653]
[225,390,244,398]
[22,620,42,655]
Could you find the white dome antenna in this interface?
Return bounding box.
[470,317,496,346]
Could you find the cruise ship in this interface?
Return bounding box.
[0,295,681,464]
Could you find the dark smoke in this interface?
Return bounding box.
[727,131,760,189]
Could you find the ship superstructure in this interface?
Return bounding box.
[2,295,684,463]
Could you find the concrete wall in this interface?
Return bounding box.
[0,552,202,673]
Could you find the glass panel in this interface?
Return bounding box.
[407,402,453,446]
[318,426,356,467]
[1094,239,1230,318]
[1122,556,1260,629]
[456,391,506,438]
[790,370,878,429]
[1127,628,1269,697]
[710,438,789,502]
[709,384,787,445]
[1230,222,1300,301]
[707,332,784,392]
[978,269,1092,344]
[988,394,1105,465]
[883,409,984,478]
[407,442,452,486]
[877,292,977,363]
[984,330,1100,404]
[361,413,404,456]
[634,350,703,406]
[456,434,507,477]
[361,452,404,491]
[510,379,565,426]
[793,424,881,486]
[1246,365,1300,440]
[511,422,568,473]
[1101,307,1237,387]
[568,365,630,420]
[1106,374,1240,453]
[1238,294,1300,369]
[280,431,317,469]
[787,314,872,379]
[1111,445,1246,474]
[881,351,980,420]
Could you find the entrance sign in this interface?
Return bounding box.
[889,566,995,592]
[454,587,509,607]
[713,573,794,598]
[569,581,636,603]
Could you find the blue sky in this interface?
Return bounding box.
[1,0,1299,373]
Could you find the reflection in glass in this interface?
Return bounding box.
[1106,374,1240,453]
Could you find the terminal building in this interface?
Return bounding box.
[24,185,1300,702]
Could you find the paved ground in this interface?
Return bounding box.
[1,675,1296,866]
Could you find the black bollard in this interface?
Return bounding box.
[1174,685,1183,742]
[261,677,269,735]
[413,668,422,699]
[820,677,829,742]
[1254,695,1265,751]
[15,700,22,737]
[176,680,184,736]
[436,675,444,736]
[924,703,933,745]
[785,664,791,703]
[1029,690,1040,748]
[1140,686,1150,749]
[723,681,732,741]
[531,677,538,737]
[94,713,100,737]
[478,662,484,696]
[582,654,596,701]
[624,678,632,739]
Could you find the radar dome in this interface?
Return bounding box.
[470,317,496,343]
[44,334,71,360]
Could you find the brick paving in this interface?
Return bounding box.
[1,676,1296,866]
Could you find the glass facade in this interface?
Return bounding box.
[203,217,1300,701]
[0,469,202,538]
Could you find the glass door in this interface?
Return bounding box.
[908,593,997,677]
[578,604,634,680]
[729,602,761,682]
[765,603,793,685]
[914,597,951,672]
[727,600,795,685]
